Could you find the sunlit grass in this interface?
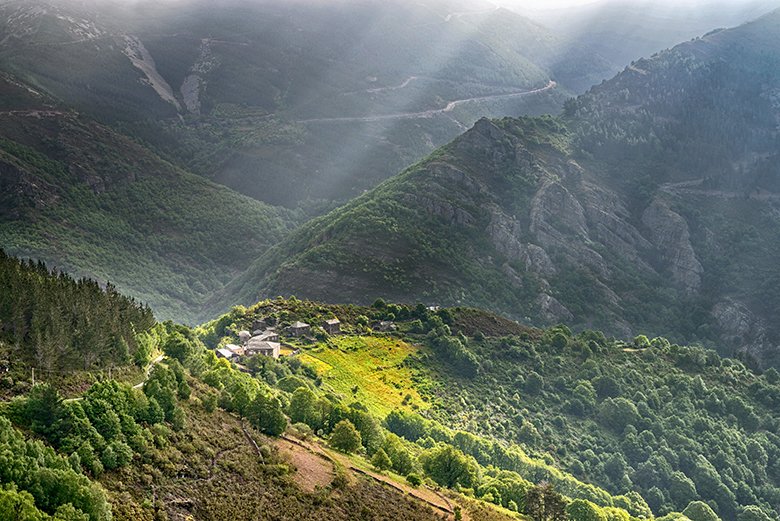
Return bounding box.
[299,336,429,417]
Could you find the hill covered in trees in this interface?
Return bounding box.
[0,247,777,520]
[195,297,780,520]
[0,249,154,391]
[0,73,297,323]
[219,9,780,368]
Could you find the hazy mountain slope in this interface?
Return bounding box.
[520,0,780,90]
[0,74,296,323]
[0,0,178,121]
[0,0,596,209]
[217,10,780,366]
[123,0,588,207]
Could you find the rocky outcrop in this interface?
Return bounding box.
[529,180,610,278]
[123,36,182,112]
[712,299,772,365]
[579,181,654,270]
[403,193,475,226]
[180,38,220,115]
[0,159,59,217]
[641,199,703,294]
[487,211,556,277]
[537,293,574,323]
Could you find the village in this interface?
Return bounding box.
[214,315,399,362]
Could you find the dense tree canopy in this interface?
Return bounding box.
[0,249,154,375]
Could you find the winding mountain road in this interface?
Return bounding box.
[299,80,556,124]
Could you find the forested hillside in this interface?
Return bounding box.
[197,297,780,520]
[0,249,154,385]
[0,74,297,323]
[1,246,777,520]
[221,9,780,367]
[0,252,476,521]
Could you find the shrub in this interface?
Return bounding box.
[406,473,422,487]
[330,420,362,453]
[371,448,392,471]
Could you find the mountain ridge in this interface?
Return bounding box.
[213,9,780,367]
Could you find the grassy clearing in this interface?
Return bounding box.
[299,336,429,417]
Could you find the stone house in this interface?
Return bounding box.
[245,338,281,358]
[288,321,311,337]
[323,318,341,334]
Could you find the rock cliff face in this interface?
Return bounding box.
[642,199,703,294]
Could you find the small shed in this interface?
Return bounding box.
[225,343,244,356]
[216,348,236,360]
[288,321,311,337]
[252,319,268,331]
[374,320,396,332]
[245,338,281,358]
[323,318,341,335]
[238,330,252,343]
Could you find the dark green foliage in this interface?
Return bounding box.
[383,433,415,475]
[246,394,287,436]
[0,417,111,520]
[597,398,640,433]
[371,448,392,471]
[162,332,194,363]
[20,383,67,439]
[0,250,154,374]
[737,506,773,521]
[422,328,780,519]
[682,501,721,521]
[419,444,479,489]
[567,499,607,521]
[385,410,429,442]
[406,473,422,487]
[526,482,568,521]
[276,375,309,393]
[287,387,323,430]
[330,419,362,453]
[428,329,480,377]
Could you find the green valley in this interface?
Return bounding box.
[1,2,780,521]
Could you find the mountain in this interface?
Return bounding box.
[218,9,780,367]
[0,73,297,323]
[518,0,780,87]
[0,0,607,210]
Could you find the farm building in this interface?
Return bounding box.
[323,318,341,334]
[253,330,279,342]
[216,348,237,360]
[225,343,244,356]
[288,321,311,337]
[245,338,281,358]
